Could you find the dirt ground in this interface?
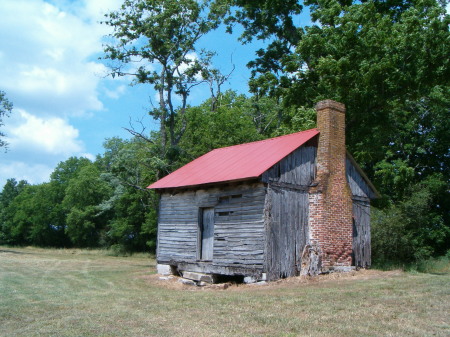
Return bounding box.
[143,268,404,291]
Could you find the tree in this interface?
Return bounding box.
[48,157,93,242]
[0,179,28,244]
[63,164,113,247]
[222,0,303,83]
[103,185,157,253]
[102,0,225,160]
[225,0,450,261]
[25,183,70,247]
[51,157,92,187]
[0,186,36,245]
[98,137,159,252]
[178,90,263,163]
[372,174,449,263]
[0,91,13,149]
[0,179,28,210]
[1,183,70,247]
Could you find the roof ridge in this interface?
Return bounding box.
[210,128,318,152]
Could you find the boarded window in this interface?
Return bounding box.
[217,211,234,216]
[218,194,242,204]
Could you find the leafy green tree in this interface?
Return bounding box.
[51,157,92,187]
[29,182,70,247]
[102,0,225,160]
[222,0,303,92]
[104,186,157,253]
[99,137,160,189]
[372,174,449,263]
[63,164,113,247]
[2,183,70,247]
[99,137,159,252]
[224,0,449,261]
[178,90,263,163]
[0,186,36,245]
[291,2,450,257]
[0,179,29,244]
[0,179,28,210]
[0,91,13,149]
[45,157,94,244]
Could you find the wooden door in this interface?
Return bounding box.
[201,208,214,260]
[266,188,309,280]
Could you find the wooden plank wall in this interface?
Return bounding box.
[157,183,266,271]
[157,193,198,262]
[262,146,316,185]
[346,157,373,267]
[352,200,371,267]
[262,146,315,280]
[265,186,309,280]
[346,158,376,199]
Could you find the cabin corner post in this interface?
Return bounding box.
[308,100,353,271]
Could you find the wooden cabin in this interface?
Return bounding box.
[148,100,378,282]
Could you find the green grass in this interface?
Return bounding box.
[1,246,449,336]
[372,255,450,274]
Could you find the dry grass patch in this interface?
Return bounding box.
[1,246,449,336]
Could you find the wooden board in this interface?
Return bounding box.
[264,186,309,281]
[157,183,267,269]
[352,199,371,268]
[262,146,316,186]
[201,208,214,260]
[346,158,377,199]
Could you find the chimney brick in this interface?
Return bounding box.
[308,100,353,270]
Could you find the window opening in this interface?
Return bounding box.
[217,211,234,216]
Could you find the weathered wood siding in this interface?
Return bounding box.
[352,200,371,267]
[262,146,316,185]
[346,157,373,267]
[346,157,376,199]
[157,183,266,273]
[261,146,315,280]
[265,186,309,280]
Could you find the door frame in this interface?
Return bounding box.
[197,207,214,261]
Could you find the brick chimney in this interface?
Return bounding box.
[308,100,353,271]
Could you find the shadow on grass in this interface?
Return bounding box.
[0,249,30,255]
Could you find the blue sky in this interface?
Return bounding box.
[0,0,274,188]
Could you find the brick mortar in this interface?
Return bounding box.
[308,100,352,270]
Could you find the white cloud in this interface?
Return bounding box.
[7,109,83,156]
[179,52,203,81]
[105,85,126,99]
[0,109,95,187]
[0,161,53,186]
[80,153,96,161]
[80,0,124,21]
[0,0,123,187]
[0,0,122,117]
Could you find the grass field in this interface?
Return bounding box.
[0,246,449,337]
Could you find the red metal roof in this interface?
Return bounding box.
[148,128,319,189]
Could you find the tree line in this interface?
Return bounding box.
[1,0,449,262]
[0,92,271,253]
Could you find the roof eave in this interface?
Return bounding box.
[150,176,262,193]
[346,150,381,199]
